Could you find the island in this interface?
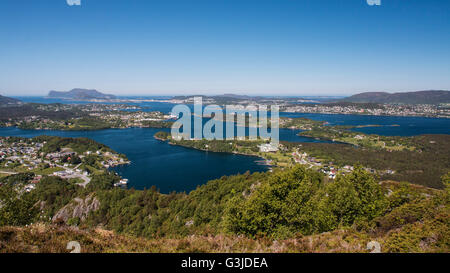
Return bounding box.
[154,115,450,189]
[47,88,117,100]
[0,102,174,130]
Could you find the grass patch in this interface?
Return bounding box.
[34,167,65,176]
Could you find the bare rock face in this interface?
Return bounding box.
[52,195,100,223]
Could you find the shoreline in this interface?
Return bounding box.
[153,135,274,168]
[15,97,450,119]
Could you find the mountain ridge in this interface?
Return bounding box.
[0,94,22,106]
[340,90,450,104]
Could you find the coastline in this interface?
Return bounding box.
[153,135,274,168]
[19,96,450,119]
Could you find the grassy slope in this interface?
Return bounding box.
[1,210,447,253]
[0,224,370,253]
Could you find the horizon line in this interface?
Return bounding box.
[3,89,450,98]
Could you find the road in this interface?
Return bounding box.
[44,160,91,187]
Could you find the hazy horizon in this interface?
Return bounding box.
[5,88,450,98]
[1,0,449,96]
[2,87,347,97]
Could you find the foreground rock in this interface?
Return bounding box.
[52,195,100,223]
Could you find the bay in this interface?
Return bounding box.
[14,96,450,136]
[3,97,450,192]
[0,127,269,193]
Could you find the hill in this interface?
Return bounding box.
[171,94,308,105]
[0,95,21,106]
[340,90,450,104]
[0,104,84,122]
[0,135,448,253]
[47,88,116,100]
[0,170,448,253]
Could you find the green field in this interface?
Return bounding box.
[34,167,65,175]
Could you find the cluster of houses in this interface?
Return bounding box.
[319,165,354,179]
[45,150,76,162]
[0,137,133,192]
[291,148,395,179]
[258,143,279,153]
[89,110,170,128]
[283,103,449,118]
[291,149,359,179]
[23,175,42,192]
[98,151,126,168]
[113,178,129,188]
[292,150,322,167]
[79,104,140,112]
[0,140,44,170]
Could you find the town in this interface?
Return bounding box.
[282,103,450,118]
[160,95,450,118]
[0,136,130,192]
[0,103,176,130]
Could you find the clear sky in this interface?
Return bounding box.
[0,0,449,96]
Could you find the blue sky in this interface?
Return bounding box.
[0,0,449,96]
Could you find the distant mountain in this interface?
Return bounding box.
[47,88,116,100]
[340,90,450,104]
[0,94,22,106]
[217,94,257,100]
[173,94,301,102]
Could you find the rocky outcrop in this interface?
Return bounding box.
[52,195,100,223]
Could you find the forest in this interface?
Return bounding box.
[1,163,448,252]
[0,104,85,122]
[282,134,450,189]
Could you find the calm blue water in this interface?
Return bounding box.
[13,96,450,136]
[279,113,450,136]
[3,96,450,192]
[0,127,269,193]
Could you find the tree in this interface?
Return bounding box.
[0,186,38,226]
[224,166,324,237]
[326,166,388,226]
[224,165,388,238]
[87,172,120,191]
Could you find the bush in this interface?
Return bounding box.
[67,217,81,226]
